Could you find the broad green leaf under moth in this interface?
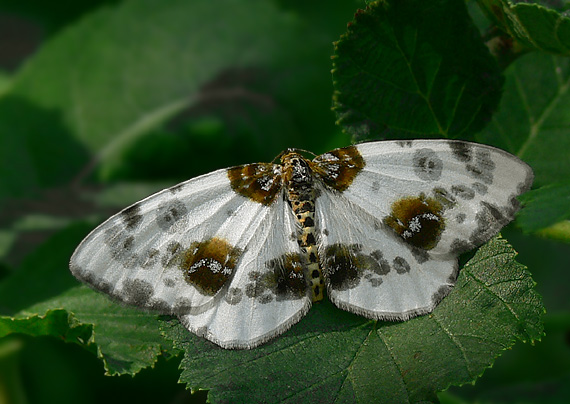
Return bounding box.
[165,236,543,404]
[70,139,533,349]
[0,286,170,376]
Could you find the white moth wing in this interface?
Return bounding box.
[71,165,311,349]
[179,194,311,349]
[70,169,278,313]
[315,185,457,320]
[313,139,532,320]
[338,140,534,257]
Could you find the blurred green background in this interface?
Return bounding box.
[0,0,569,403]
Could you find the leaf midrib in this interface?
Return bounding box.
[517,56,570,158]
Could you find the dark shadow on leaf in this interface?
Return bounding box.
[0,95,89,199]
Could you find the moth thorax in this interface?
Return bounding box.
[282,153,314,192]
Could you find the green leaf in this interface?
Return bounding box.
[162,236,543,404]
[477,0,570,56]
[518,181,570,234]
[534,221,570,242]
[0,309,93,347]
[0,223,173,376]
[0,0,342,197]
[0,0,120,34]
[0,223,91,314]
[0,70,11,96]
[0,286,173,376]
[475,53,570,186]
[0,337,27,404]
[332,0,503,140]
[82,182,170,210]
[0,230,16,262]
[473,47,570,242]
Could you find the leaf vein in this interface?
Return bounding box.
[464,268,521,323]
[431,313,476,378]
[376,327,411,403]
[384,21,444,134]
[518,56,570,158]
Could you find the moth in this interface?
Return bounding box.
[70,140,533,349]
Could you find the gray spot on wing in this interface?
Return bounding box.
[396,140,413,148]
[98,280,113,295]
[370,278,383,287]
[173,297,193,313]
[161,241,182,267]
[519,170,534,193]
[70,262,85,279]
[156,199,188,232]
[121,204,143,230]
[449,141,472,162]
[480,200,508,224]
[506,194,521,217]
[258,294,274,304]
[471,182,488,195]
[169,182,186,194]
[393,257,411,274]
[149,298,171,313]
[371,181,380,193]
[413,148,443,181]
[139,248,160,269]
[409,246,429,264]
[324,245,398,290]
[104,227,138,267]
[431,284,453,306]
[467,166,493,185]
[244,271,279,304]
[451,201,512,254]
[451,184,475,200]
[504,172,533,217]
[224,287,243,305]
[449,238,474,255]
[466,150,495,185]
[248,254,308,303]
[364,273,383,287]
[163,278,176,288]
[122,278,154,307]
[369,250,391,275]
[433,187,456,207]
[73,266,113,295]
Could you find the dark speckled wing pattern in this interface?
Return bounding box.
[314,140,533,321]
[70,140,533,349]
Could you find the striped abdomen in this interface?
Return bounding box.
[281,151,324,302]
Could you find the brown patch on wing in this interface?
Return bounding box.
[178,238,242,296]
[227,163,282,206]
[322,244,362,291]
[311,145,365,192]
[267,253,308,300]
[384,194,445,250]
